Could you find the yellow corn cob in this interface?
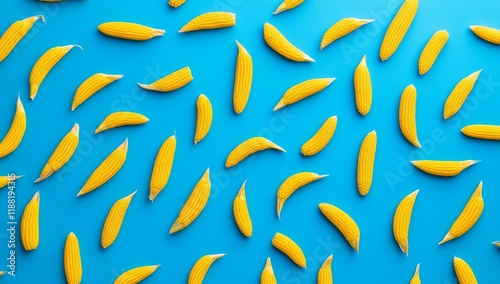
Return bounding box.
[195,94,213,145]
[77,139,128,197]
[393,190,419,256]
[98,22,165,41]
[21,191,39,251]
[272,232,306,267]
[35,123,79,183]
[138,66,193,92]
[493,241,500,247]
[0,95,26,158]
[115,265,160,284]
[399,85,421,148]
[169,0,186,8]
[418,30,449,75]
[226,137,285,168]
[64,232,82,284]
[273,0,304,14]
[260,257,277,284]
[462,124,500,140]
[233,181,253,237]
[453,256,478,284]
[0,175,23,188]
[72,73,123,111]
[170,168,210,234]
[444,70,482,119]
[410,263,420,284]
[411,160,479,177]
[439,182,483,245]
[319,203,360,252]
[277,172,328,219]
[354,55,372,116]
[179,12,235,33]
[470,25,500,45]
[357,130,377,196]
[30,45,82,100]
[317,255,333,284]
[95,112,149,134]
[188,254,225,284]
[149,135,176,202]
[301,116,337,156]
[380,0,418,61]
[274,78,335,111]
[0,15,45,62]
[264,23,314,62]
[101,190,137,249]
[321,18,374,50]
[233,40,253,114]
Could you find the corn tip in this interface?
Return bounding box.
[137,83,157,91]
[151,28,166,37]
[210,253,226,260]
[36,15,46,23]
[303,54,315,62]
[273,2,287,14]
[358,19,375,25]
[438,232,454,245]
[273,99,285,111]
[469,25,477,30]
[169,221,184,234]
[277,198,285,219]
[120,138,129,150]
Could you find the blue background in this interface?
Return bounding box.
[1,0,500,283]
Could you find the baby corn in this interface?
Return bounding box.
[319,203,360,252]
[301,116,337,156]
[418,30,448,75]
[194,94,212,145]
[0,95,26,158]
[233,40,253,114]
[264,23,314,62]
[321,18,374,50]
[179,12,235,33]
[411,160,479,177]
[357,130,377,196]
[453,256,478,284]
[272,232,306,267]
[98,22,165,41]
[115,265,160,284]
[21,191,40,251]
[138,66,193,92]
[399,85,421,147]
[393,190,419,255]
[226,137,285,168]
[444,70,482,120]
[470,25,500,45]
[462,124,500,140]
[354,55,372,116]
[273,0,304,14]
[64,232,82,284]
[0,15,45,62]
[274,78,335,111]
[149,135,176,202]
[95,112,149,134]
[233,181,253,237]
[101,190,137,249]
[72,73,123,111]
[260,257,277,284]
[317,255,333,284]
[188,254,225,284]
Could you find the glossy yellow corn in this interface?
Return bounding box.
[410,263,420,284]
[72,73,123,111]
[264,23,314,62]
[95,112,149,134]
[188,254,225,284]
[260,257,277,284]
[138,66,193,92]
[179,12,235,32]
[439,182,483,245]
[380,0,418,61]
[444,70,482,119]
[274,78,335,111]
[0,95,26,158]
[21,191,39,251]
[399,85,421,148]
[195,94,212,145]
[101,190,137,249]
[354,55,372,116]
[226,137,285,168]
[418,30,448,75]
[0,15,45,62]
[462,124,500,140]
[149,135,176,202]
[272,232,306,267]
[170,168,210,234]
[0,175,23,189]
[317,255,333,284]
[357,130,377,196]
[277,172,328,219]
[169,0,186,8]
[233,40,253,114]
[321,18,374,50]
[411,160,479,177]
[301,116,337,156]
[98,22,164,41]
[393,190,419,255]
[319,203,360,252]
[64,232,82,284]
[453,256,478,284]
[273,0,304,14]
[35,123,79,183]
[470,25,500,45]
[77,139,128,196]
[115,265,160,284]
[233,181,252,237]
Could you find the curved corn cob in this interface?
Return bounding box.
[321,18,374,50]
[170,168,210,234]
[226,137,285,168]
[410,263,420,284]
[0,15,45,62]
[273,0,304,14]
[195,94,212,145]
[393,190,419,255]
[21,191,39,251]
[149,135,176,201]
[274,78,335,111]
[453,256,478,284]
[233,181,252,237]
[319,203,360,252]
[470,25,500,45]
[444,70,482,119]
[169,0,186,8]
[77,139,128,197]
[301,116,337,156]
[493,241,500,247]
[272,232,306,267]
[30,45,82,100]
[114,265,160,284]
[354,55,372,116]
[188,254,225,284]
[411,160,479,177]
[0,175,23,189]
[233,40,253,114]
[462,124,500,140]
[98,22,164,41]
[138,66,193,92]
[277,172,328,219]
[95,112,149,134]
[418,30,448,75]
[264,23,314,62]
[101,190,137,249]
[64,232,82,284]
[0,95,26,158]
[72,73,123,111]
[357,130,377,196]
[380,0,418,61]
[439,182,483,245]
[317,255,333,284]
[399,85,421,148]
[260,257,277,284]
[179,12,235,33]
[35,123,79,183]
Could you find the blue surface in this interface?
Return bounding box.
[1,0,500,283]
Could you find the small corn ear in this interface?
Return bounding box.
[98,22,165,41]
[114,265,160,284]
[453,256,478,284]
[393,190,419,255]
[321,18,374,50]
[21,191,40,251]
[72,73,123,111]
[411,160,479,177]
[138,66,193,92]
[188,254,225,284]
[317,255,333,284]
[233,40,253,114]
[101,190,137,249]
[444,70,482,119]
[233,181,253,237]
[194,94,213,145]
[399,85,421,147]
[354,55,372,116]
[179,12,235,32]
[260,257,277,284]
[461,124,500,140]
[273,0,304,14]
[272,232,306,267]
[301,116,337,156]
[319,203,360,253]
[264,22,314,62]
[357,130,377,196]
[410,263,421,284]
[226,137,285,168]
[274,78,335,111]
[418,30,449,75]
[0,15,45,62]
[0,95,26,158]
[470,25,500,45]
[149,135,176,201]
[95,112,149,134]
[64,232,82,284]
